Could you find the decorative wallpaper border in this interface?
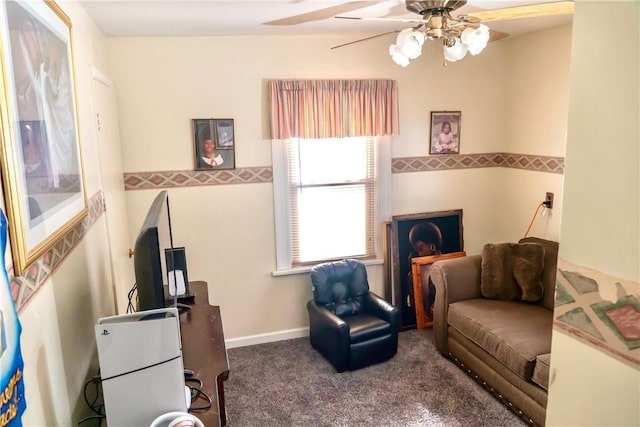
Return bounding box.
[554,258,639,370]
[9,191,105,313]
[123,154,563,190]
[392,153,564,174]
[124,167,273,191]
[7,154,563,310]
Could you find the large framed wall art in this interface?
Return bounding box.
[391,210,464,329]
[0,0,87,273]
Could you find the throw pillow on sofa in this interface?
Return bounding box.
[481,242,545,302]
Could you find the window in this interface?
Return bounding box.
[268,79,397,272]
[272,137,391,272]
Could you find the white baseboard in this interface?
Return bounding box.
[225,327,310,349]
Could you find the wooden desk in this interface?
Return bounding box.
[179,281,229,427]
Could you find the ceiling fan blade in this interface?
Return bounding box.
[467,1,574,23]
[488,29,509,42]
[331,30,400,50]
[336,15,428,24]
[331,25,508,50]
[461,22,510,42]
[381,2,411,18]
[264,1,380,26]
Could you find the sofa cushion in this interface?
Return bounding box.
[532,353,551,391]
[448,299,553,380]
[310,259,369,317]
[344,313,391,344]
[481,242,545,302]
[519,237,559,310]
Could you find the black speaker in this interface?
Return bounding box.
[164,247,190,296]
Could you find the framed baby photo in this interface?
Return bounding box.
[193,118,235,171]
[429,111,461,155]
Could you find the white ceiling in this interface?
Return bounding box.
[80,0,573,42]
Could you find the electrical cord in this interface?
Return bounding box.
[186,377,212,411]
[83,375,103,415]
[186,377,202,390]
[77,414,105,426]
[78,374,104,426]
[523,202,544,238]
[77,368,212,424]
[126,283,137,313]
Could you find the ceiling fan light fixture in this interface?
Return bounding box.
[389,44,411,67]
[401,41,422,59]
[460,24,490,55]
[392,28,425,61]
[390,3,490,66]
[403,34,425,59]
[444,37,457,48]
[429,15,445,31]
[443,38,468,62]
[333,0,572,67]
[456,14,481,24]
[425,28,444,39]
[395,27,414,45]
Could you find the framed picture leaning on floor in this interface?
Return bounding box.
[391,210,464,328]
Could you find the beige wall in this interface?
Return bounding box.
[109,30,570,341]
[494,25,571,244]
[546,1,640,425]
[2,0,116,425]
[2,5,576,425]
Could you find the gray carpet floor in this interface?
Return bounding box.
[225,329,526,426]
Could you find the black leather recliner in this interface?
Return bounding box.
[307,259,400,372]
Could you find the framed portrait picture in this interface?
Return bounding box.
[429,111,461,155]
[411,251,466,330]
[391,210,464,329]
[193,118,235,171]
[215,119,234,149]
[0,0,88,273]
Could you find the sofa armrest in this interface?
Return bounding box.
[363,292,401,351]
[363,292,399,324]
[430,254,482,355]
[307,300,350,371]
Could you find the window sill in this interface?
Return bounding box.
[271,258,384,277]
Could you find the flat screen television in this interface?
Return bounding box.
[133,190,182,311]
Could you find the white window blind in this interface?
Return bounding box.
[286,137,377,265]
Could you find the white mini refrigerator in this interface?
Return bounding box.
[95,307,188,426]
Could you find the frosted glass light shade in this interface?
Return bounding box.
[461,24,490,55]
[444,39,468,62]
[389,44,410,67]
[397,28,425,60]
[388,22,489,66]
[401,38,422,59]
[395,28,413,45]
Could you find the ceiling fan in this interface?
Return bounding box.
[264,1,574,66]
[334,0,574,65]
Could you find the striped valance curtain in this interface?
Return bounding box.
[269,79,399,140]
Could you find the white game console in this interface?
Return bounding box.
[95,307,189,426]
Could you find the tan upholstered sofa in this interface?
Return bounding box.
[430,237,558,426]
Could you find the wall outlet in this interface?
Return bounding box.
[545,192,554,209]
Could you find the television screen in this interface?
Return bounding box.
[133,190,175,311]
